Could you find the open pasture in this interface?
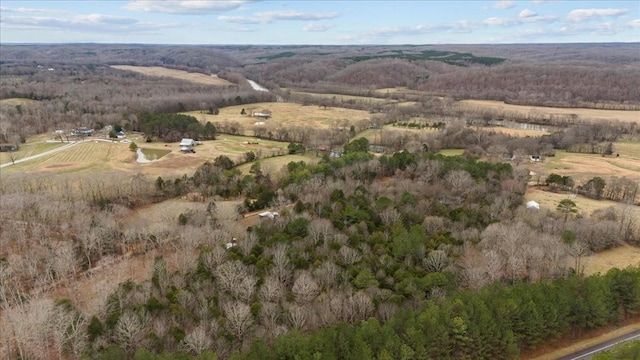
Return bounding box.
[191,101,372,131]
[524,185,639,217]
[235,153,319,176]
[528,141,640,187]
[0,97,38,107]
[111,65,234,86]
[457,99,640,124]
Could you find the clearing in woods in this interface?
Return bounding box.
[110,65,234,86]
[190,102,372,133]
[457,99,640,124]
[527,141,640,202]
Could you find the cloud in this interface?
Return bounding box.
[532,0,547,4]
[483,17,516,26]
[566,8,629,23]
[123,0,248,15]
[519,9,536,19]
[1,13,174,33]
[492,0,516,10]
[629,19,640,28]
[302,23,331,32]
[218,10,338,24]
[0,6,62,14]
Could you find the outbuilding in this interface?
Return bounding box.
[179,138,196,153]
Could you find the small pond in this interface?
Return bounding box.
[136,148,170,163]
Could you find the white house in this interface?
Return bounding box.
[179,138,196,152]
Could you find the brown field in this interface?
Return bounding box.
[458,99,640,124]
[527,142,640,191]
[524,186,640,218]
[188,101,372,132]
[110,65,234,86]
[0,97,38,106]
[582,244,640,276]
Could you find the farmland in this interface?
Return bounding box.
[190,101,372,133]
[111,65,234,86]
[456,99,640,124]
[1,44,640,360]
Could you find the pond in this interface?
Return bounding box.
[136,148,170,163]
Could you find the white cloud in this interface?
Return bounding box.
[629,19,640,28]
[302,23,331,32]
[566,8,629,22]
[519,9,536,18]
[254,10,338,22]
[532,0,546,4]
[483,17,516,26]
[492,0,516,10]
[218,10,338,24]
[0,6,62,14]
[1,13,175,33]
[217,16,263,24]
[123,0,248,14]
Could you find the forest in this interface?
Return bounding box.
[0,43,639,360]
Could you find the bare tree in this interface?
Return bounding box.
[114,310,147,354]
[292,271,320,304]
[223,301,253,342]
[182,324,212,355]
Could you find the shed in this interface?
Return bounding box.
[179,138,196,152]
[526,200,540,210]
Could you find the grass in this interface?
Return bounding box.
[0,136,67,164]
[188,102,371,133]
[235,154,320,176]
[438,149,465,156]
[530,142,640,188]
[110,65,234,86]
[0,98,38,106]
[457,99,640,124]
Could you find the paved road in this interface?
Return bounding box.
[557,329,640,360]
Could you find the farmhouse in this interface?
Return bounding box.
[71,127,94,137]
[179,138,196,153]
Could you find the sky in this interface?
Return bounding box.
[1,0,639,45]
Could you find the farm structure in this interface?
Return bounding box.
[179,138,196,153]
[0,143,18,152]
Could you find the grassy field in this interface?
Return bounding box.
[0,135,67,164]
[188,102,372,132]
[1,133,291,178]
[235,153,320,176]
[110,65,234,86]
[527,141,640,188]
[457,99,640,124]
[0,97,38,107]
[437,149,465,156]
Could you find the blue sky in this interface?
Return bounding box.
[1,1,638,44]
